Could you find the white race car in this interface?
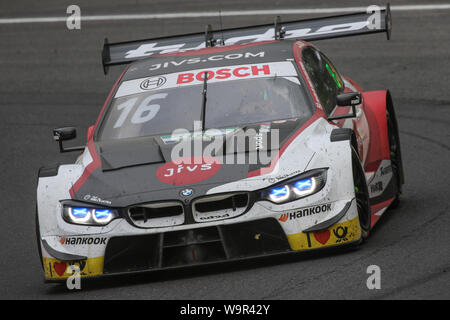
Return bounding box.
[36,8,404,281]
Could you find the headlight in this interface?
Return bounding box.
[62,202,119,226]
[261,169,327,204]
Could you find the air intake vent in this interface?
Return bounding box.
[128,201,184,228]
[195,193,248,212]
[192,193,249,222]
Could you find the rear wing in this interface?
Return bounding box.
[102,4,391,74]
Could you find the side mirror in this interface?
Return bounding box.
[53,127,76,141]
[336,92,361,107]
[53,127,85,153]
[328,92,361,121]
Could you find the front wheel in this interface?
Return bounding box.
[386,107,403,208]
[351,147,371,239]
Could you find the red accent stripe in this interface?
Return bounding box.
[362,91,390,168]
[370,197,394,227]
[69,140,101,197]
[365,159,381,173]
[69,68,128,198]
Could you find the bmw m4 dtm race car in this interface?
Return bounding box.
[36,5,404,281]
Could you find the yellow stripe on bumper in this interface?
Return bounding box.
[287,216,362,251]
[43,256,104,280]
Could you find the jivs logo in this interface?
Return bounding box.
[157,156,221,185]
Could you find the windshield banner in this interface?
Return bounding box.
[114,61,298,98]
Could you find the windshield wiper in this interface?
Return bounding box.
[200,72,208,131]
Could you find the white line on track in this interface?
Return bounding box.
[1,4,450,24]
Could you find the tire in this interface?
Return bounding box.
[35,207,44,271]
[351,147,371,239]
[386,107,403,209]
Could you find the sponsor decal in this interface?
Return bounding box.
[43,256,103,279]
[286,216,361,250]
[370,181,383,193]
[176,64,270,84]
[147,51,265,71]
[351,97,361,105]
[53,261,67,276]
[83,194,112,205]
[380,165,392,176]
[124,20,372,59]
[139,76,167,90]
[313,230,330,245]
[333,226,348,243]
[274,170,303,182]
[156,156,221,185]
[254,132,264,150]
[199,213,230,221]
[115,61,297,98]
[59,236,107,246]
[278,203,332,222]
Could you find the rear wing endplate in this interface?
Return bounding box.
[102,4,391,74]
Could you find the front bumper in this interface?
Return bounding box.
[42,215,361,281]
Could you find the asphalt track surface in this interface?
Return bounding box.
[0,0,449,299]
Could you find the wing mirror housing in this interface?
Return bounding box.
[53,127,85,153]
[328,92,362,121]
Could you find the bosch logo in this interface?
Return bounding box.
[140,76,166,90]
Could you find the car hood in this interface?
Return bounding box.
[72,117,315,207]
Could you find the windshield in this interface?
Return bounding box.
[98,64,314,141]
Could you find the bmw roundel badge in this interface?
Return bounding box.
[180,188,194,197]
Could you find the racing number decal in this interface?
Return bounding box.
[113,93,167,128]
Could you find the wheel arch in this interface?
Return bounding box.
[385,90,405,185]
[361,90,391,171]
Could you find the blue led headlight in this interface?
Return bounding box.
[263,169,327,204]
[93,209,114,224]
[69,207,91,223]
[292,178,315,196]
[62,202,119,226]
[268,185,290,202]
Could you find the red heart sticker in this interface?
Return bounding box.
[53,261,67,276]
[314,230,330,245]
